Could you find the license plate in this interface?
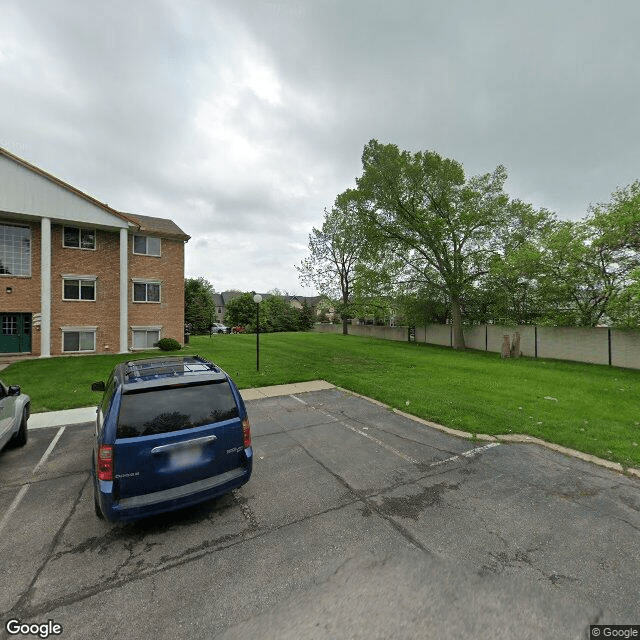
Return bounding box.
[169,445,203,469]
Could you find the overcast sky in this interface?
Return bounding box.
[2,0,639,295]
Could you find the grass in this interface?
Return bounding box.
[3,331,640,470]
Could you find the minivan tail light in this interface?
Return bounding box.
[97,445,113,481]
[242,418,251,448]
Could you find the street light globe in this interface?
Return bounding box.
[253,294,262,303]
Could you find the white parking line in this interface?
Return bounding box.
[292,394,420,465]
[32,426,66,475]
[291,394,500,468]
[0,426,66,536]
[0,485,29,535]
[429,442,501,467]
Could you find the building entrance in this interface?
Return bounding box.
[0,313,32,353]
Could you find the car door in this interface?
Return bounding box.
[0,381,16,445]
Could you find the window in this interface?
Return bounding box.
[62,329,96,353]
[133,235,161,256]
[132,328,161,349]
[99,375,116,420]
[63,277,96,301]
[133,281,161,303]
[2,315,17,335]
[0,224,31,276]
[116,382,239,438]
[63,226,95,250]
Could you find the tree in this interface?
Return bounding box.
[586,181,640,327]
[533,217,629,327]
[297,190,367,335]
[590,180,640,251]
[224,292,257,328]
[184,277,215,334]
[261,294,299,332]
[355,140,509,348]
[607,269,640,328]
[297,301,315,331]
[480,201,557,324]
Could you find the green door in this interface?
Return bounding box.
[0,313,32,353]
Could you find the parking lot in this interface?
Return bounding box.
[0,385,638,639]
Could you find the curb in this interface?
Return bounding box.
[25,381,639,481]
[339,387,639,481]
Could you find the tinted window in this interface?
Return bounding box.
[116,382,239,438]
[100,376,116,416]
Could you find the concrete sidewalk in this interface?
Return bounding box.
[27,380,336,430]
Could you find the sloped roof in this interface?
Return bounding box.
[213,290,245,306]
[0,145,133,225]
[0,146,189,240]
[124,213,190,241]
[287,295,323,306]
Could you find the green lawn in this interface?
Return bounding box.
[3,331,639,470]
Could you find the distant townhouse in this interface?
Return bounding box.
[0,146,190,357]
[212,290,244,323]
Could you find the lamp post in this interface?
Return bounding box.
[253,294,262,371]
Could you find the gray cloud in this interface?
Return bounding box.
[2,0,639,294]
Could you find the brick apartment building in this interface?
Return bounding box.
[0,146,190,357]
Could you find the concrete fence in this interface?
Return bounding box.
[313,323,640,370]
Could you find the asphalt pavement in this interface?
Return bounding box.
[1,383,638,639]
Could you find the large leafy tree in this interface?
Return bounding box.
[533,216,633,327]
[590,180,640,251]
[480,201,558,324]
[184,277,215,334]
[355,140,509,348]
[297,190,367,334]
[586,181,640,327]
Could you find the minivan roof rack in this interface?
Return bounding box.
[123,356,220,382]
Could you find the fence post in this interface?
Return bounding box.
[534,326,538,358]
[608,328,612,366]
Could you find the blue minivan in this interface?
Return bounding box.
[91,356,252,522]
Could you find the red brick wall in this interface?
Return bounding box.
[50,224,121,356]
[1,220,186,357]
[0,220,41,356]
[128,235,185,346]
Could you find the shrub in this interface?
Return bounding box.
[157,338,181,351]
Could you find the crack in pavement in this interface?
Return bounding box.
[0,484,364,624]
[3,473,91,625]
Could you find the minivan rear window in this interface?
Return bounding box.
[116,382,239,438]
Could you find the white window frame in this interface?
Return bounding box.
[0,223,31,277]
[62,275,97,301]
[131,325,162,350]
[132,279,161,303]
[61,326,97,353]
[133,235,161,257]
[63,226,96,250]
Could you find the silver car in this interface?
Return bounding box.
[0,379,30,451]
[211,323,230,334]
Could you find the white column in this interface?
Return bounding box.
[40,217,51,357]
[119,228,128,353]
